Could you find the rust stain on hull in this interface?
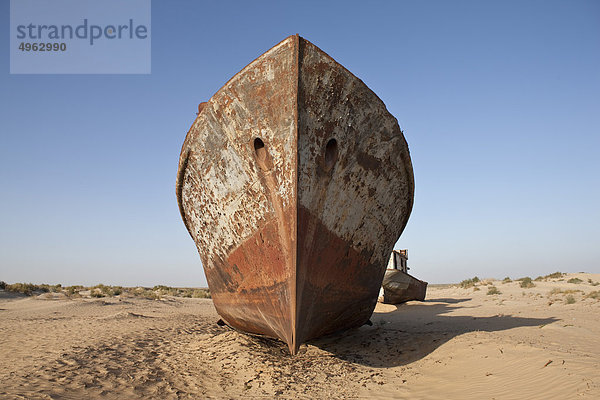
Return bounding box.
[176,35,414,355]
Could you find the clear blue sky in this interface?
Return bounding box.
[1,0,599,286]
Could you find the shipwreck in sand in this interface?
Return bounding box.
[176,35,414,355]
[380,250,428,304]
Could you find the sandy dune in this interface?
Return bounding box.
[1,273,598,399]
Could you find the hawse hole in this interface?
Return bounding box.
[254,137,266,161]
[324,138,338,171]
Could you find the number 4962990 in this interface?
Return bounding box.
[19,42,66,51]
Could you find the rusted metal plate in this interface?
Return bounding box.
[176,35,414,354]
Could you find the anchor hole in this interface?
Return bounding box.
[324,138,338,171]
[254,138,267,162]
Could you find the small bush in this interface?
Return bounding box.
[93,284,115,297]
[585,291,600,300]
[567,278,583,284]
[143,291,160,300]
[192,289,211,299]
[565,295,576,304]
[131,287,158,299]
[502,277,512,284]
[0,281,6,290]
[487,286,501,295]
[89,284,124,297]
[519,277,535,288]
[37,284,62,293]
[460,277,480,288]
[548,288,562,296]
[153,285,179,297]
[65,285,83,296]
[545,272,564,279]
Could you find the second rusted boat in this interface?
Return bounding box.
[380,250,428,304]
[176,35,414,354]
[381,269,428,304]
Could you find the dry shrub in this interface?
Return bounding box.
[548,288,562,296]
[487,286,501,295]
[460,277,480,288]
[585,291,600,300]
[518,277,535,288]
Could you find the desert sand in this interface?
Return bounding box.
[1,272,598,399]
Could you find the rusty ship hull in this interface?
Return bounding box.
[176,35,414,354]
[381,270,428,304]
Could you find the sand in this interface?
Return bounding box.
[1,272,598,399]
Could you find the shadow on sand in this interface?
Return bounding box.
[303,297,558,368]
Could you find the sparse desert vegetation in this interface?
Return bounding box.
[585,291,600,300]
[2,282,61,295]
[455,273,600,305]
[459,276,480,288]
[518,277,535,288]
[565,295,576,304]
[0,282,210,299]
[548,288,562,296]
[534,272,566,282]
[487,286,501,295]
[544,286,600,305]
